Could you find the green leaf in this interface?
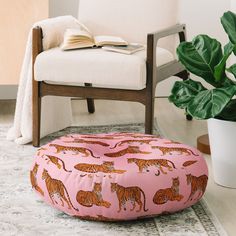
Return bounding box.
[221,11,236,44]
[216,99,236,121]
[214,42,234,82]
[169,79,207,109]
[227,64,236,79]
[186,86,236,119]
[177,35,223,87]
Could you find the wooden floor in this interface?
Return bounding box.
[1,98,236,235]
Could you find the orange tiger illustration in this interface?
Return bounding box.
[37,147,47,156]
[151,146,198,156]
[74,161,126,174]
[49,144,99,158]
[44,155,72,173]
[76,183,111,208]
[30,163,44,196]
[111,183,148,213]
[65,139,109,147]
[111,139,158,149]
[42,169,79,211]
[185,174,208,203]
[104,146,151,158]
[182,160,198,167]
[127,158,176,176]
[153,177,183,205]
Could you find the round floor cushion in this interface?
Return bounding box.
[30,133,208,221]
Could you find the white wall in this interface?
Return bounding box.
[231,0,236,12]
[49,0,78,17]
[231,0,236,65]
[157,0,231,96]
[179,0,230,44]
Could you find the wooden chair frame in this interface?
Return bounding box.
[32,24,190,147]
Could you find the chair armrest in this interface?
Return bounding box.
[147,24,186,63]
[32,26,43,63]
[146,24,186,86]
[148,24,186,43]
[32,27,43,84]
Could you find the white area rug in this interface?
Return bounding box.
[0,124,228,236]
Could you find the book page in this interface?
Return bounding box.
[61,42,95,50]
[94,35,128,46]
[64,28,93,40]
[61,28,95,50]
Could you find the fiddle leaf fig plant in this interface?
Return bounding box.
[169,11,236,121]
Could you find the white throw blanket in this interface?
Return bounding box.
[7,16,84,145]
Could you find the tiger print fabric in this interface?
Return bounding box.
[30,132,208,221]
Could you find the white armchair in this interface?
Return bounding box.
[32,0,190,147]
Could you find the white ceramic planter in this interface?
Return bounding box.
[208,118,236,188]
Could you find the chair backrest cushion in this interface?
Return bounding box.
[78,0,178,48]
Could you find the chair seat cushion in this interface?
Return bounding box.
[34,47,174,90]
[31,133,208,221]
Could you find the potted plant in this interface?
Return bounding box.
[169,11,236,188]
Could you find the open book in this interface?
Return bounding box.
[61,28,128,50]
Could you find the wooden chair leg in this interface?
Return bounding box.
[85,83,95,114]
[145,95,155,134]
[32,81,41,147]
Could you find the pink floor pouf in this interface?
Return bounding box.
[30,132,208,221]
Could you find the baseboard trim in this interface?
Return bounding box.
[0,85,18,100]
